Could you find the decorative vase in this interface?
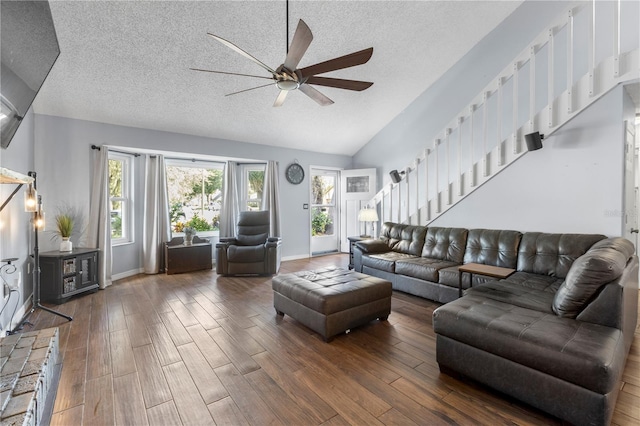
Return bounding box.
[60,238,72,252]
[184,236,193,246]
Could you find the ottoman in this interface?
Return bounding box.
[272,266,392,341]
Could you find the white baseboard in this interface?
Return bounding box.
[112,268,144,282]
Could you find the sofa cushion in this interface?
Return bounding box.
[379,222,427,256]
[552,237,634,318]
[395,258,459,282]
[421,227,468,262]
[437,266,497,289]
[516,233,605,278]
[433,294,625,394]
[464,229,522,268]
[355,239,390,254]
[466,272,563,313]
[228,245,266,263]
[361,252,418,273]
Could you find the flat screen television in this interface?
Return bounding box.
[1,1,60,149]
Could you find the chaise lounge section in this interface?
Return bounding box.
[353,222,638,425]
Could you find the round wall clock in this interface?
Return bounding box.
[286,162,305,184]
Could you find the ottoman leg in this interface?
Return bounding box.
[379,316,389,321]
[275,309,284,316]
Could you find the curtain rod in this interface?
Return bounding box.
[91,144,141,157]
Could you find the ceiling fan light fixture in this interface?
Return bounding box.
[276,80,300,91]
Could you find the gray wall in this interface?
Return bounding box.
[0,108,35,331]
[33,114,353,276]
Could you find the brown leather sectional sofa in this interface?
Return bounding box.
[353,222,638,426]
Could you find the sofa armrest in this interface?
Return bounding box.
[355,239,390,254]
[217,238,237,247]
[266,237,281,248]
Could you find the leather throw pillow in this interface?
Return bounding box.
[552,245,627,318]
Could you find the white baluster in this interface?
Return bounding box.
[567,8,574,113]
[512,62,520,154]
[482,92,489,177]
[588,0,595,97]
[613,0,620,78]
[424,148,430,221]
[434,139,441,213]
[469,105,476,187]
[445,128,451,204]
[548,28,555,128]
[457,117,463,196]
[497,78,503,166]
[529,46,536,133]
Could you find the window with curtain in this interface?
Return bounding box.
[165,159,224,235]
[108,152,133,245]
[241,164,265,211]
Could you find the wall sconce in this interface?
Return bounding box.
[389,169,405,184]
[24,183,37,212]
[358,208,379,238]
[525,131,544,151]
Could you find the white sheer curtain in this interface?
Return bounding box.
[262,160,281,237]
[219,161,239,238]
[143,155,171,274]
[87,145,112,289]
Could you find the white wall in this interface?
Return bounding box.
[430,85,626,236]
[33,114,353,276]
[352,1,573,180]
[0,108,36,331]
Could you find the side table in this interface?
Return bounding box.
[457,263,515,298]
[347,236,371,270]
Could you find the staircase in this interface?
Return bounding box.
[370,1,639,226]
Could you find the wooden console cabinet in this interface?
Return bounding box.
[39,248,100,304]
[165,237,212,274]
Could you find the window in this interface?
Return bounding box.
[165,159,224,235]
[108,153,133,245]
[241,164,265,211]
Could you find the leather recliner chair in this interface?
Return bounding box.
[215,210,281,275]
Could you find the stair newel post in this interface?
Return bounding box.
[482,92,489,177]
[434,139,441,214]
[457,117,463,197]
[512,62,520,155]
[497,77,503,167]
[424,148,430,221]
[567,8,574,114]
[548,28,555,129]
[469,105,476,187]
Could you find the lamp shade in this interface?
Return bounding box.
[358,208,378,222]
[525,131,544,151]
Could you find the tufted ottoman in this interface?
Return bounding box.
[272,266,392,341]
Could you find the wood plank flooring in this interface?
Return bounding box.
[23,254,640,425]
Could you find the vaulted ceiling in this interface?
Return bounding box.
[33,1,522,156]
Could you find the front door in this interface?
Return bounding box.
[310,168,340,255]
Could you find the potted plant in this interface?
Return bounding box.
[183,226,196,245]
[55,213,74,252]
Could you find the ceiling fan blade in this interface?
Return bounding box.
[299,47,373,78]
[190,68,274,80]
[305,76,373,91]
[225,83,274,97]
[273,90,288,107]
[298,84,334,106]
[207,33,277,75]
[283,19,313,71]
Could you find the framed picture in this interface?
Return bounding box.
[341,168,376,201]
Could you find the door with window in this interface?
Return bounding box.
[310,168,340,255]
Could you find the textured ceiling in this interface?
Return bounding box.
[33,1,522,156]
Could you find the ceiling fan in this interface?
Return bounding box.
[191,6,374,107]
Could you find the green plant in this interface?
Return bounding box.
[55,214,74,238]
[185,214,211,231]
[183,226,196,237]
[311,209,332,236]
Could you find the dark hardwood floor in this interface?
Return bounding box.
[24,254,640,425]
